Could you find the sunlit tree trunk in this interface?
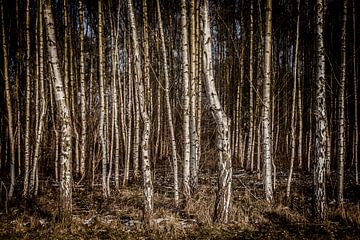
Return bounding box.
[110,2,121,190]
[314,0,327,222]
[298,51,304,169]
[181,0,191,209]
[246,0,255,171]
[337,0,347,208]
[201,0,232,223]
[23,0,31,197]
[133,84,141,182]
[190,0,199,191]
[263,0,273,202]
[98,0,108,197]
[30,0,46,196]
[157,0,179,207]
[123,45,132,187]
[142,0,152,118]
[128,0,154,225]
[79,0,86,179]
[44,0,73,221]
[1,0,15,199]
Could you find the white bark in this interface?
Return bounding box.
[128,0,154,225]
[181,0,191,207]
[201,0,232,223]
[23,0,31,197]
[31,1,46,196]
[263,0,273,202]
[246,0,255,171]
[44,0,73,220]
[79,0,86,179]
[190,0,199,191]
[314,0,327,222]
[157,0,179,207]
[98,0,108,197]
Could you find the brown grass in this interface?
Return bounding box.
[1,172,360,239]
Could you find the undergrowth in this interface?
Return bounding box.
[1,171,360,239]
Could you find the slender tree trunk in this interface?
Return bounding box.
[353,0,358,185]
[201,0,232,223]
[44,0,73,221]
[263,0,273,202]
[79,0,86,179]
[15,0,21,176]
[286,0,300,199]
[190,0,200,191]
[246,0,255,171]
[23,0,31,197]
[133,85,141,181]
[157,0,179,207]
[314,0,327,222]
[298,51,304,169]
[30,1,46,196]
[1,0,15,199]
[123,47,132,187]
[98,0,108,197]
[128,0,154,225]
[337,0,347,208]
[181,0,192,209]
[142,0,152,118]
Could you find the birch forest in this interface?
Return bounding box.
[1,0,360,238]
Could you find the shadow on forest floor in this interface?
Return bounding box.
[1,170,360,239]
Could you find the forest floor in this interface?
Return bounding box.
[1,169,360,239]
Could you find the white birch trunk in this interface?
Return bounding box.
[44,0,73,221]
[201,0,232,223]
[314,0,327,222]
[128,0,154,225]
[23,0,31,197]
[181,0,192,208]
[31,1,46,196]
[190,0,199,191]
[98,0,108,197]
[263,0,273,202]
[79,0,86,179]
[157,0,180,207]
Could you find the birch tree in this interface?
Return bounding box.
[314,0,327,222]
[1,0,15,198]
[30,0,46,196]
[23,0,31,197]
[286,0,300,198]
[190,0,200,191]
[157,0,179,207]
[201,0,232,223]
[337,0,347,208]
[128,0,154,225]
[44,0,73,221]
[246,0,255,171]
[263,0,273,202]
[79,0,86,179]
[98,0,109,197]
[181,0,192,208]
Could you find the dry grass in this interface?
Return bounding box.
[1,172,360,239]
